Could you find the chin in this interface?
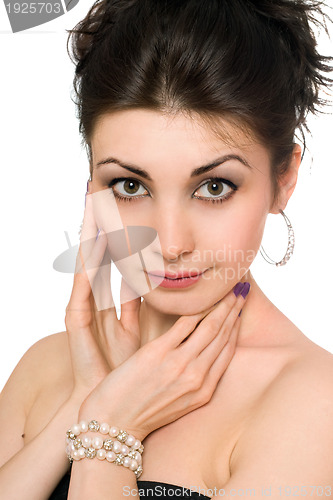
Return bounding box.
[141,288,224,317]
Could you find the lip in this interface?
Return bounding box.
[147,269,209,289]
[149,269,206,279]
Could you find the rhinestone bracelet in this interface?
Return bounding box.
[65,419,144,478]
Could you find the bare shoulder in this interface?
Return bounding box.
[274,344,333,405]
[0,331,71,413]
[0,331,72,466]
[247,339,333,429]
[226,342,333,493]
[19,332,70,385]
[282,339,333,389]
[26,331,71,381]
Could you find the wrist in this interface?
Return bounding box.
[77,406,148,442]
[68,389,96,411]
[66,418,144,478]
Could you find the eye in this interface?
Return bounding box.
[108,177,149,200]
[192,177,237,202]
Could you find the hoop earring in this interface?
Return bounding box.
[260,209,295,267]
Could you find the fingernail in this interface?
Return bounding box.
[95,228,101,241]
[86,180,89,192]
[241,282,251,299]
[233,282,245,297]
[238,308,242,317]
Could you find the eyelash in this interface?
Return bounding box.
[107,176,238,205]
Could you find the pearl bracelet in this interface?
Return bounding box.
[66,420,144,478]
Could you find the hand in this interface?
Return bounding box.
[65,184,143,402]
[79,282,250,441]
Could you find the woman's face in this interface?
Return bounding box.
[91,109,276,315]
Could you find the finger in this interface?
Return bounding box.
[75,191,98,276]
[194,283,249,363]
[195,292,246,369]
[156,312,208,352]
[91,275,141,359]
[90,250,119,352]
[178,282,249,360]
[180,317,241,413]
[89,244,115,312]
[66,230,110,374]
[66,229,108,321]
[203,315,241,392]
[119,277,142,336]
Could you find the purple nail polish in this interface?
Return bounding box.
[241,282,251,299]
[238,308,242,317]
[233,282,245,297]
[86,180,89,192]
[95,228,101,241]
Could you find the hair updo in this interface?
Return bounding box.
[67,0,333,204]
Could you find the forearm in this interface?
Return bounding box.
[68,456,139,499]
[0,397,80,500]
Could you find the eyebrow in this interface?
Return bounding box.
[95,154,252,181]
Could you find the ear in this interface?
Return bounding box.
[270,143,302,214]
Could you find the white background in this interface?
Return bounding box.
[0,1,333,391]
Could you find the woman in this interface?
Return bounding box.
[1,0,333,498]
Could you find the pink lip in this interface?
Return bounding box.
[147,269,208,289]
[149,270,205,279]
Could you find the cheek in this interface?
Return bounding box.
[199,204,267,268]
[231,210,266,254]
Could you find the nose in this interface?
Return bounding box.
[152,202,195,262]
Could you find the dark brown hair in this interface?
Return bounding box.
[67,0,333,204]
